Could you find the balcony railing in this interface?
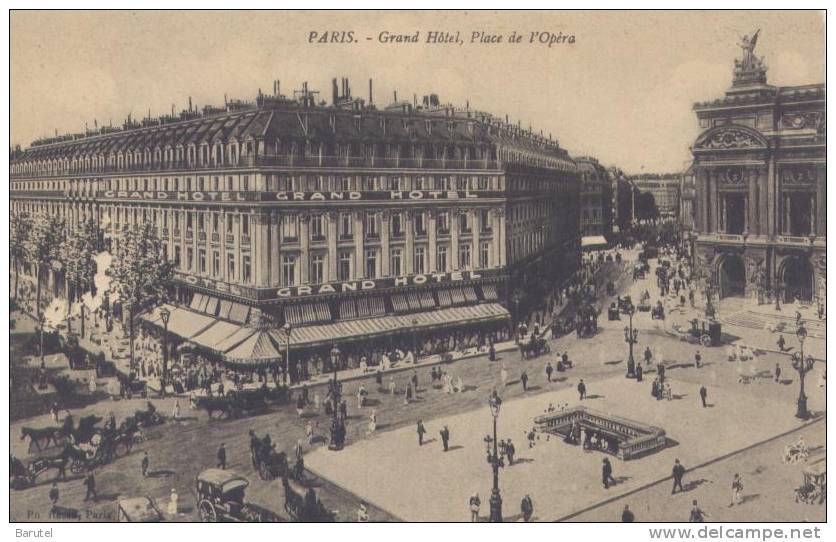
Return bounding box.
[225,234,235,244]
[211,232,220,243]
[11,154,502,179]
[241,234,251,245]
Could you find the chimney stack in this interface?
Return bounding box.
[332,78,339,105]
[394,90,398,102]
[189,96,193,112]
[368,78,373,105]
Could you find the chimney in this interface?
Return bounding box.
[189,96,193,111]
[394,90,398,102]
[332,78,339,105]
[224,93,228,107]
[368,78,373,105]
[171,104,175,116]
[276,80,280,96]
[413,94,417,107]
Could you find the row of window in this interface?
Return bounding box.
[167,242,492,286]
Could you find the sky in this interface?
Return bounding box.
[10,10,825,173]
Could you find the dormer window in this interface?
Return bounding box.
[354,115,362,131]
[426,120,432,134]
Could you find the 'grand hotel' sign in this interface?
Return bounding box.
[173,269,498,301]
[96,189,499,203]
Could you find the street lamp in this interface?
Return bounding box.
[792,324,816,420]
[159,307,171,397]
[623,302,639,378]
[281,322,292,385]
[487,392,503,522]
[328,345,344,451]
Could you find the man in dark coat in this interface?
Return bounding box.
[440,425,450,452]
[699,386,708,408]
[636,364,643,382]
[141,451,150,477]
[545,362,553,383]
[417,419,426,446]
[602,457,616,489]
[577,379,586,401]
[644,346,653,365]
[83,469,97,502]
[621,504,635,522]
[217,443,227,469]
[506,439,516,465]
[520,494,534,522]
[520,370,529,392]
[672,458,686,494]
[694,350,702,369]
[774,363,782,383]
[49,482,59,509]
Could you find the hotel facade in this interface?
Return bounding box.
[10,80,580,370]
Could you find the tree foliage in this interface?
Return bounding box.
[106,222,173,314]
[60,218,100,302]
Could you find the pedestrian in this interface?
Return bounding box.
[50,403,59,424]
[775,363,782,383]
[440,425,450,452]
[520,494,534,522]
[469,493,481,522]
[577,379,586,401]
[694,350,701,369]
[699,385,707,408]
[411,370,418,391]
[777,334,786,352]
[83,469,97,502]
[49,482,59,509]
[368,410,377,435]
[417,419,426,446]
[294,439,304,461]
[217,443,227,469]
[730,474,743,506]
[339,400,348,419]
[545,362,553,383]
[172,400,180,421]
[141,451,150,477]
[636,364,643,382]
[621,504,634,522]
[296,394,305,417]
[689,499,708,522]
[506,439,516,465]
[500,364,509,387]
[404,382,413,404]
[520,370,529,392]
[389,377,396,396]
[644,346,653,365]
[672,459,686,494]
[167,487,178,517]
[602,457,616,489]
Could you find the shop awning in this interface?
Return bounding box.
[140,304,217,339]
[214,325,258,353]
[204,296,219,317]
[391,294,410,313]
[218,299,233,320]
[463,286,478,303]
[224,329,285,366]
[338,299,358,320]
[190,293,207,311]
[419,291,436,309]
[228,302,251,324]
[481,284,499,301]
[356,297,386,318]
[437,289,453,307]
[287,303,510,349]
[582,235,608,249]
[191,319,247,353]
[285,301,333,326]
[450,288,466,305]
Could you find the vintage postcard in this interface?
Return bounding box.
[8,10,826,526]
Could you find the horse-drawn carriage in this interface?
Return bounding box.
[282,476,337,522]
[197,388,270,419]
[250,433,290,481]
[550,317,574,338]
[575,304,599,338]
[519,335,550,359]
[195,469,282,522]
[795,456,826,505]
[651,301,665,320]
[689,318,722,347]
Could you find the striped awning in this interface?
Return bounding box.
[481,284,499,301]
[204,296,219,316]
[190,293,206,311]
[225,329,285,366]
[407,292,422,311]
[450,288,466,305]
[287,303,510,349]
[218,299,233,320]
[356,297,386,317]
[338,299,358,320]
[214,325,258,353]
[419,291,436,309]
[463,287,478,303]
[285,301,332,326]
[437,289,453,307]
[391,294,410,313]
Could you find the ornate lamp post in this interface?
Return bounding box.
[487,392,503,522]
[512,292,522,344]
[328,345,344,451]
[159,307,170,395]
[792,324,816,420]
[282,322,292,385]
[623,301,638,378]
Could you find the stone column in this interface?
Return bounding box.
[354,211,364,279]
[258,213,270,287]
[471,209,481,269]
[270,211,280,286]
[748,170,757,235]
[299,214,309,284]
[428,209,437,272]
[231,212,241,281]
[450,209,460,270]
[497,208,507,267]
[759,167,769,237]
[404,210,414,274]
[710,174,719,233]
[380,211,391,276]
[783,194,791,235]
[327,212,338,281]
[816,166,825,237]
[219,210,228,281]
[767,158,776,237]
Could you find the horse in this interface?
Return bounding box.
[196,396,232,419]
[20,426,61,451]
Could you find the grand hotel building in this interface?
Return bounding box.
[10,80,580,369]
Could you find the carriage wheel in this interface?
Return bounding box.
[700,334,712,347]
[198,500,217,522]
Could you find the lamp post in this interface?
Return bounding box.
[774,283,783,311]
[792,324,815,420]
[487,392,503,522]
[39,314,46,369]
[160,307,170,396]
[328,345,344,451]
[80,302,86,339]
[281,322,292,385]
[623,302,638,378]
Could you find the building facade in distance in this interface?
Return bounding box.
[574,156,612,244]
[627,174,682,218]
[10,78,580,375]
[691,34,825,303]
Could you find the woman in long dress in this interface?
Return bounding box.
[500,364,509,387]
[388,377,396,396]
[368,410,377,435]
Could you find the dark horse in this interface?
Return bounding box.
[196,396,232,419]
[20,426,62,451]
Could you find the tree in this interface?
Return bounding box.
[10,212,33,302]
[60,218,100,335]
[636,192,659,222]
[24,214,65,318]
[106,222,173,370]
